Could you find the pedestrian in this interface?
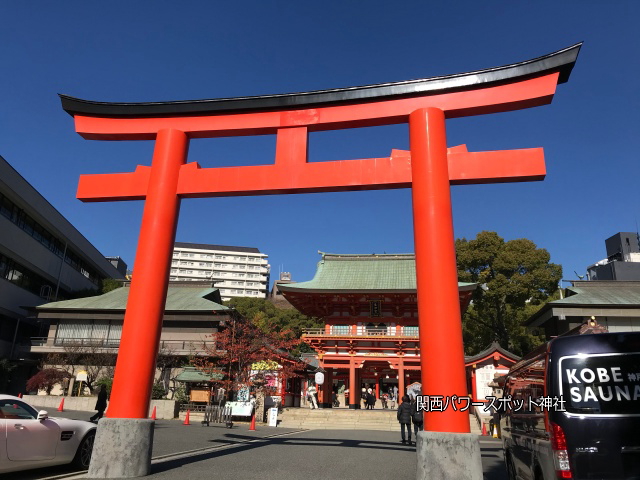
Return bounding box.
[90,384,108,423]
[381,393,389,409]
[411,397,424,439]
[397,395,413,444]
[367,389,376,410]
[361,387,367,409]
[307,384,318,409]
[390,390,397,409]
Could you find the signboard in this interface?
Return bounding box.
[268,407,278,427]
[315,372,325,385]
[225,401,253,417]
[475,365,495,401]
[370,300,382,317]
[237,385,250,402]
[190,389,210,403]
[76,371,88,382]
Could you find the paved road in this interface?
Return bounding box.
[8,409,506,480]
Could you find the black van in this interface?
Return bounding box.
[500,330,640,480]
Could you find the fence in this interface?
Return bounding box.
[201,404,233,427]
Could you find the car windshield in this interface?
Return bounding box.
[0,399,39,420]
[559,353,640,415]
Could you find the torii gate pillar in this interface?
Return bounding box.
[410,108,484,478]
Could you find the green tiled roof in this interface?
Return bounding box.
[174,367,224,383]
[35,285,229,312]
[553,284,640,306]
[278,253,476,292]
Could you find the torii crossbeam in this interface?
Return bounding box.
[61,43,580,477]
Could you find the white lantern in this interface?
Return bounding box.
[315,372,325,385]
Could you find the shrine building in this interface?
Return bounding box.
[279,252,505,408]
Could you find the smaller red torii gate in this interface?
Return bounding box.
[60,44,580,438]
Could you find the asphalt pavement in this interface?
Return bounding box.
[10,408,507,480]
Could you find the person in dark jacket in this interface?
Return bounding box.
[90,384,108,423]
[367,389,376,410]
[397,395,413,444]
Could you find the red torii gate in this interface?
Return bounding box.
[61,44,580,437]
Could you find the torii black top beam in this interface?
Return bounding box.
[60,43,581,118]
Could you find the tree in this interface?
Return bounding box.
[44,344,116,394]
[225,297,323,354]
[456,231,562,356]
[26,368,70,395]
[0,359,16,392]
[194,316,305,397]
[155,345,185,398]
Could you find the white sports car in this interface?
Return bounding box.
[0,395,96,474]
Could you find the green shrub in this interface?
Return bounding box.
[173,385,188,403]
[95,377,113,394]
[151,382,166,400]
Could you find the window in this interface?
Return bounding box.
[333,325,350,335]
[559,353,640,415]
[403,326,419,336]
[0,400,37,420]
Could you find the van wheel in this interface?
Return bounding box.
[72,431,95,469]
[505,453,517,480]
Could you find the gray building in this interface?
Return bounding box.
[587,232,640,281]
[0,155,124,391]
[525,281,640,338]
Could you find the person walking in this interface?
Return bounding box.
[90,384,108,423]
[307,384,318,409]
[397,395,413,444]
[367,389,377,410]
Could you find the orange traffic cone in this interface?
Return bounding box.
[249,412,256,431]
[57,398,65,412]
[481,423,487,436]
[183,410,191,425]
[151,406,157,420]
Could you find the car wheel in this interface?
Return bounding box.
[505,453,517,480]
[72,431,95,469]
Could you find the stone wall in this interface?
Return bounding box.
[23,395,179,419]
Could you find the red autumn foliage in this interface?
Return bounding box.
[194,316,305,394]
[26,368,71,395]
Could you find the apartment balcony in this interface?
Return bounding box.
[29,337,216,356]
[301,328,419,338]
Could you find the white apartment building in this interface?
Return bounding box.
[170,242,269,301]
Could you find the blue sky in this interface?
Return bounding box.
[1,1,638,287]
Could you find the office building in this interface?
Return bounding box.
[0,155,125,391]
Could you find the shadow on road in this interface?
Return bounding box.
[151,433,416,475]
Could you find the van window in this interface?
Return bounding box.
[558,352,640,415]
[505,358,545,413]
